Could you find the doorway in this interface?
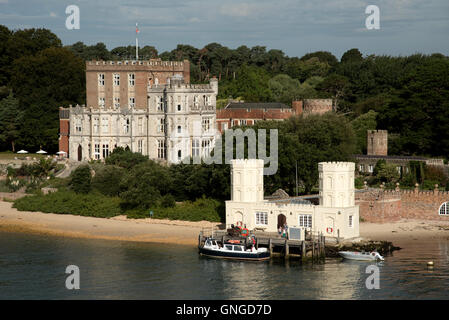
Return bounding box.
[77,145,82,161]
[277,214,286,229]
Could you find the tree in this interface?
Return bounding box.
[0,93,23,152]
[105,147,148,169]
[10,47,85,152]
[341,48,363,64]
[301,51,338,67]
[351,110,378,154]
[70,165,92,194]
[317,74,350,111]
[119,161,172,209]
[91,165,125,196]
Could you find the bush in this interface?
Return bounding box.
[119,161,172,210]
[159,194,175,208]
[13,190,121,218]
[105,147,148,169]
[70,165,92,194]
[91,165,125,196]
[126,197,223,222]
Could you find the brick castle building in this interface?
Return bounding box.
[216,99,333,133]
[59,59,218,163]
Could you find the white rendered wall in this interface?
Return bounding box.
[230,159,264,203]
[318,162,355,208]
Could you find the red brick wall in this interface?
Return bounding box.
[216,108,294,133]
[356,188,449,222]
[59,119,69,156]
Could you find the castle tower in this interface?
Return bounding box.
[367,130,388,156]
[302,99,333,116]
[318,162,355,208]
[230,159,264,202]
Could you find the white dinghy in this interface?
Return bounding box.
[339,251,384,261]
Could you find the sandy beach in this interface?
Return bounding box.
[0,200,220,246]
[1,200,449,246]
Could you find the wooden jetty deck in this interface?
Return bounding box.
[198,229,326,262]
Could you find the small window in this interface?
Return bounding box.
[225,245,233,250]
[255,211,268,225]
[177,104,181,111]
[113,73,120,86]
[177,125,182,134]
[349,215,353,228]
[234,246,243,252]
[128,73,135,86]
[298,215,312,228]
[439,202,449,215]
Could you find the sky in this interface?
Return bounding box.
[0,0,448,59]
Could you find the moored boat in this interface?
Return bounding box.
[198,238,270,261]
[339,251,384,261]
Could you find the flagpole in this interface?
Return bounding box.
[135,23,139,60]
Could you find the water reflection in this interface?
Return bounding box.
[1,231,448,299]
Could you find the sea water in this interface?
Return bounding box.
[0,231,448,299]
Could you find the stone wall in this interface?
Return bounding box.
[356,187,449,222]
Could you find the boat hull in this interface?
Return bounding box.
[198,246,270,261]
[339,251,381,261]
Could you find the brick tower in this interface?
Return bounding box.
[367,130,388,156]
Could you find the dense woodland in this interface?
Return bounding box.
[1,25,449,160]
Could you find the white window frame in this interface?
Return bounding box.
[94,144,100,160]
[129,97,135,108]
[75,119,82,133]
[158,140,165,159]
[439,202,449,215]
[123,118,130,134]
[113,73,120,86]
[192,139,200,157]
[255,211,268,225]
[128,73,135,87]
[157,118,165,133]
[202,117,211,132]
[298,214,312,228]
[99,97,105,107]
[98,73,105,86]
[102,144,109,158]
[157,97,164,111]
[114,97,120,108]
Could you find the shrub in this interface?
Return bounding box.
[119,161,172,210]
[91,165,125,196]
[13,190,121,218]
[70,165,92,194]
[126,197,223,222]
[105,147,148,169]
[159,194,175,208]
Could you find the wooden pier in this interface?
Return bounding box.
[198,229,326,262]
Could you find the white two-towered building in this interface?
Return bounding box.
[225,159,359,239]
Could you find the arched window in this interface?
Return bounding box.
[439,202,449,215]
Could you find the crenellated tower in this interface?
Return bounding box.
[230,159,264,202]
[319,162,355,207]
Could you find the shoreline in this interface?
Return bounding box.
[1,200,449,246]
